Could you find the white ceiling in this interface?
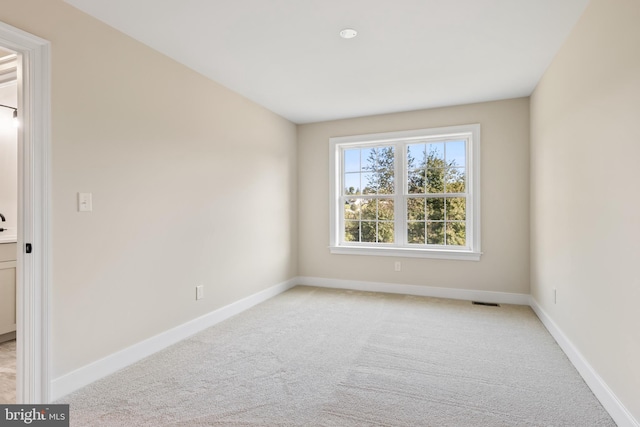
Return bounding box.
[64,0,590,124]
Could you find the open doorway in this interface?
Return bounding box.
[0,21,51,404]
[0,47,18,403]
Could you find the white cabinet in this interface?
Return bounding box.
[0,243,17,337]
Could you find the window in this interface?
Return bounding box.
[329,124,481,260]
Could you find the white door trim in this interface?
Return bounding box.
[0,21,52,404]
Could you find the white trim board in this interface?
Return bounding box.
[529,298,639,427]
[0,19,52,404]
[51,279,297,401]
[296,276,530,305]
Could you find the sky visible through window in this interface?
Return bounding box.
[407,140,465,170]
[343,140,466,194]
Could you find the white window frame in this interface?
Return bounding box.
[329,124,481,261]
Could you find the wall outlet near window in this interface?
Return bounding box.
[394,261,402,272]
[196,285,204,300]
[553,288,557,304]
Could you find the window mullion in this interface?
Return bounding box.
[337,148,344,245]
[395,142,406,246]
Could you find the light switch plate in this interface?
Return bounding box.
[78,192,92,212]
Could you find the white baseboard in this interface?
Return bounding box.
[51,278,297,401]
[50,275,638,427]
[296,276,530,305]
[529,297,639,427]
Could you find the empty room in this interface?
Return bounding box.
[0,0,638,425]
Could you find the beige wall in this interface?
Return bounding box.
[298,98,530,294]
[530,0,640,420]
[5,1,636,419]
[0,0,297,378]
[0,82,17,235]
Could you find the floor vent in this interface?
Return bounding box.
[472,301,500,307]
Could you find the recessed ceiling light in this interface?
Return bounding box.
[339,28,358,39]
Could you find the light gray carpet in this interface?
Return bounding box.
[61,286,615,426]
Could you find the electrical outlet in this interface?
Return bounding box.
[394,261,401,272]
[196,285,204,300]
[553,288,557,304]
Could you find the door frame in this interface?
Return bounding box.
[0,21,51,403]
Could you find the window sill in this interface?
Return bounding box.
[329,245,482,261]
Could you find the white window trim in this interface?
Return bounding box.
[329,124,481,261]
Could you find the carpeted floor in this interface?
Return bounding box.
[61,286,615,426]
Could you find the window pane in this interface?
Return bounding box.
[445,167,465,193]
[344,221,359,242]
[426,168,445,193]
[407,222,425,244]
[446,140,466,168]
[407,143,426,169]
[360,148,377,171]
[344,149,361,172]
[446,197,466,221]
[378,199,394,220]
[361,199,376,220]
[377,146,395,171]
[408,169,425,194]
[376,170,394,194]
[361,221,376,242]
[427,222,444,245]
[427,198,444,221]
[426,142,444,163]
[344,199,360,220]
[378,222,394,243]
[344,173,361,195]
[446,222,466,246]
[362,172,376,194]
[407,198,425,220]
[357,146,395,194]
